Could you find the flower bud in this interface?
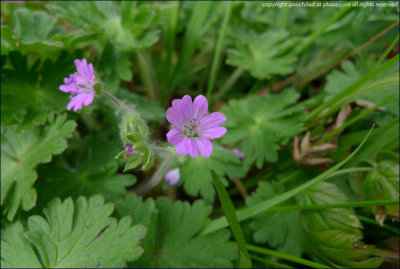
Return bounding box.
[232,148,245,159]
[120,113,149,144]
[165,168,180,186]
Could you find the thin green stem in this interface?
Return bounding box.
[294,6,351,56]
[315,94,399,145]
[373,248,399,259]
[278,7,290,30]
[247,244,330,268]
[136,50,158,100]
[279,170,302,184]
[250,255,294,268]
[375,33,399,67]
[133,154,174,196]
[103,90,134,115]
[267,200,399,212]
[165,2,180,75]
[165,2,211,101]
[326,167,373,178]
[212,67,244,101]
[357,215,400,235]
[206,2,232,100]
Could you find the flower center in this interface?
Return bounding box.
[183,118,200,138]
[76,82,93,93]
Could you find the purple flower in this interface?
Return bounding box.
[232,148,245,159]
[165,168,180,185]
[59,59,95,111]
[124,145,137,155]
[166,95,227,158]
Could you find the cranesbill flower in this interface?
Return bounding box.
[165,168,180,185]
[59,59,95,111]
[232,148,245,159]
[166,95,227,158]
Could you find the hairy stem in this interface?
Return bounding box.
[103,90,135,115]
[134,154,174,196]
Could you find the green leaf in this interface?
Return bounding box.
[1,114,76,220]
[246,181,305,257]
[301,182,382,268]
[364,159,399,220]
[36,134,136,205]
[211,170,252,268]
[1,195,146,268]
[98,42,132,91]
[116,195,237,268]
[47,2,159,50]
[1,8,63,57]
[221,89,304,169]
[226,30,296,79]
[324,60,399,115]
[1,51,76,130]
[14,8,57,42]
[180,145,245,203]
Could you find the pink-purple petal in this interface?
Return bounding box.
[176,138,199,158]
[199,112,226,129]
[199,126,227,139]
[59,84,76,93]
[175,137,190,155]
[166,107,185,129]
[178,95,193,123]
[187,139,199,158]
[67,95,82,111]
[192,95,208,120]
[194,138,213,158]
[82,93,94,106]
[167,128,186,145]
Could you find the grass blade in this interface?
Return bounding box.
[247,244,330,268]
[206,2,233,100]
[210,169,252,268]
[266,200,400,211]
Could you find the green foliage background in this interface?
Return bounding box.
[1,1,399,268]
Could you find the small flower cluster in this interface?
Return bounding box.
[60,60,228,160]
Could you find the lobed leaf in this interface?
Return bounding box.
[221,89,304,169]
[180,145,245,203]
[226,30,296,79]
[116,194,237,268]
[246,181,305,257]
[47,1,160,50]
[1,8,64,58]
[1,195,146,268]
[1,114,76,220]
[1,51,76,130]
[36,134,136,205]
